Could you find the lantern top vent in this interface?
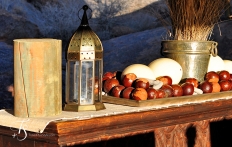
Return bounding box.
[66,5,103,61]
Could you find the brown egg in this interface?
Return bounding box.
[121,73,137,87]
[181,83,194,95]
[171,84,183,97]
[146,87,158,99]
[122,87,135,99]
[199,81,213,93]
[132,88,148,100]
[103,78,120,93]
[134,78,150,89]
[110,85,125,98]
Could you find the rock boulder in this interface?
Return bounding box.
[0,9,41,44]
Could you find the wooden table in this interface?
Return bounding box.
[1,97,232,147]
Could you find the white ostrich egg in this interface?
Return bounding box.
[207,55,225,72]
[148,58,183,84]
[121,64,155,80]
[223,60,232,73]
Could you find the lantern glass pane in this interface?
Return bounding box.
[74,61,80,103]
[80,60,94,105]
[94,59,103,102]
[66,61,79,104]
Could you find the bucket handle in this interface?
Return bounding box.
[210,42,218,57]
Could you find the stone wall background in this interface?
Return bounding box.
[0,0,231,109]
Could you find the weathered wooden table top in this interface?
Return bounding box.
[1,93,232,147]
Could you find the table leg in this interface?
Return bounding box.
[193,120,211,147]
[154,123,191,147]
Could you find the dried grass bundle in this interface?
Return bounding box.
[167,0,229,40]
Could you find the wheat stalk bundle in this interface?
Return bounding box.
[166,0,229,40]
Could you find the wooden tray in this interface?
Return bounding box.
[102,91,232,107]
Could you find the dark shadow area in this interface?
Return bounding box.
[73,132,155,147]
[186,126,196,147]
[212,20,232,61]
[210,119,232,147]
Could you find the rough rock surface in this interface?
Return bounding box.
[102,27,167,73]
[27,0,160,15]
[212,20,232,60]
[0,9,41,44]
[0,42,14,109]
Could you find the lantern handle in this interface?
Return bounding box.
[78,5,92,20]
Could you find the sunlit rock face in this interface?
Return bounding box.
[27,0,159,14]
[0,0,166,44]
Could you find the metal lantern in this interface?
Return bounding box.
[64,5,105,111]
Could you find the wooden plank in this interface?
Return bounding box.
[13,39,62,118]
[53,98,232,134]
[0,135,3,147]
[1,96,232,146]
[0,126,58,144]
[34,141,59,147]
[2,135,34,147]
[44,98,232,146]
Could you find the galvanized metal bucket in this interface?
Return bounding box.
[162,40,218,82]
